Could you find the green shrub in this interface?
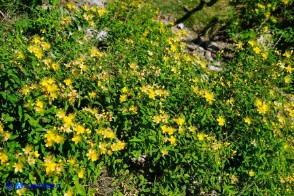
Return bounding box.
[229,0,294,50]
[0,0,293,195]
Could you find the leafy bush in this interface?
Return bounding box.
[0,0,293,195]
[229,0,294,50]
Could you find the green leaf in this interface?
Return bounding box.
[148,135,156,142]
[18,106,23,119]
[74,176,87,195]
[5,81,9,88]
[8,123,13,130]
[58,144,63,153]
[2,113,14,122]
[129,138,142,142]
[49,0,59,5]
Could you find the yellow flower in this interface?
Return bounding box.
[99,143,107,154]
[34,151,40,158]
[121,87,128,93]
[72,135,81,144]
[67,158,76,165]
[61,16,71,25]
[169,136,176,146]
[285,65,293,73]
[148,89,156,99]
[129,105,138,114]
[161,125,175,135]
[197,133,206,141]
[22,86,30,95]
[90,47,103,58]
[107,150,113,156]
[86,149,98,161]
[253,47,261,54]
[248,40,256,46]
[29,45,43,59]
[262,26,268,32]
[111,141,126,151]
[265,12,271,19]
[0,152,9,164]
[97,129,116,139]
[282,0,289,4]
[188,126,197,133]
[261,53,268,59]
[64,78,72,86]
[13,162,23,173]
[22,145,33,155]
[284,75,292,84]
[41,42,51,51]
[120,94,127,102]
[51,63,60,71]
[74,125,86,135]
[235,42,243,49]
[257,3,265,10]
[283,50,292,58]
[203,90,215,104]
[254,98,263,107]
[32,35,41,44]
[244,117,251,125]
[170,44,177,52]
[55,135,64,144]
[66,2,76,10]
[16,187,26,195]
[64,190,73,196]
[16,51,25,59]
[129,63,138,69]
[35,100,44,113]
[89,91,96,99]
[230,175,238,184]
[28,157,36,166]
[249,170,255,177]
[153,115,161,124]
[44,130,56,147]
[98,8,107,16]
[217,116,226,126]
[56,163,64,175]
[161,149,168,156]
[178,126,184,134]
[63,114,75,127]
[174,117,185,126]
[78,169,85,178]
[257,103,269,114]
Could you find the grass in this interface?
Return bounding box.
[0,0,293,195]
[151,0,234,35]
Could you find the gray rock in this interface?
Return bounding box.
[85,28,109,41]
[177,23,184,29]
[96,30,109,41]
[84,0,107,6]
[85,28,98,38]
[186,44,198,51]
[207,65,222,72]
[213,61,221,66]
[205,50,214,61]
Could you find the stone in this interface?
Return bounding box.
[205,50,214,61]
[96,30,109,41]
[85,28,109,41]
[213,61,221,66]
[84,0,107,7]
[177,23,184,29]
[207,65,223,72]
[186,44,198,51]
